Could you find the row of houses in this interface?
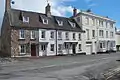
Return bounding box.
[0,0,116,57]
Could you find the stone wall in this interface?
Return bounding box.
[11,29,39,57]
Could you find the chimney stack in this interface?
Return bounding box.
[73,7,77,17]
[45,3,51,17]
[5,0,11,11]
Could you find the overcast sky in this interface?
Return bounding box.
[0,0,120,29]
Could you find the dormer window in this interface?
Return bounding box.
[43,19,48,24]
[23,16,29,23]
[72,23,76,28]
[68,21,76,28]
[57,20,63,26]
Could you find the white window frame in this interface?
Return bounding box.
[58,44,62,52]
[77,17,80,22]
[106,22,108,28]
[68,21,76,28]
[99,30,104,37]
[31,30,35,39]
[85,17,89,25]
[57,20,63,26]
[19,44,26,55]
[43,19,48,24]
[65,32,69,40]
[58,32,62,40]
[50,44,54,51]
[19,29,25,39]
[92,30,95,38]
[99,42,105,49]
[86,29,89,40]
[23,16,29,23]
[110,23,113,28]
[106,31,108,38]
[78,44,82,51]
[110,31,114,38]
[41,31,46,39]
[73,33,76,40]
[91,18,95,26]
[50,31,54,39]
[78,33,81,40]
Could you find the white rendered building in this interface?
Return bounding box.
[72,9,116,55]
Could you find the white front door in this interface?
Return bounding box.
[41,44,47,56]
[86,45,92,55]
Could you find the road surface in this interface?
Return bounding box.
[0,53,120,80]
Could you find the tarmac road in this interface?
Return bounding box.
[0,53,120,80]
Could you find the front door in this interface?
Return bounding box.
[86,45,92,55]
[72,44,76,54]
[41,45,47,56]
[31,44,36,56]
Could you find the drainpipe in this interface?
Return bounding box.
[56,29,57,56]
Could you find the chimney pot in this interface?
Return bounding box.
[73,7,77,17]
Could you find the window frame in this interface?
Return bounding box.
[85,17,89,25]
[77,17,80,22]
[86,29,90,40]
[19,44,26,55]
[58,44,62,51]
[78,44,82,51]
[73,33,76,40]
[50,31,54,39]
[19,29,25,39]
[99,30,104,37]
[41,31,46,39]
[50,44,54,51]
[23,16,29,23]
[92,30,95,38]
[58,32,62,40]
[65,32,69,40]
[43,19,48,24]
[31,30,36,39]
[57,20,63,26]
[106,31,108,38]
[78,33,81,40]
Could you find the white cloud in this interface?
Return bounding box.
[88,3,97,7]
[0,0,79,29]
[11,0,77,16]
[85,0,97,8]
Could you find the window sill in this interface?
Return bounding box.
[73,39,76,40]
[50,38,55,40]
[30,38,36,40]
[58,39,62,40]
[40,38,46,40]
[19,53,26,55]
[65,39,69,40]
[18,38,25,41]
[58,51,62,53]
[78,50,82,52]
[99,36,104,38]
[51,51,55,52]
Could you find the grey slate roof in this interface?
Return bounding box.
[9,9,84,32]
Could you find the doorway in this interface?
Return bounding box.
[41,44,47,56]
[31,44,37,56]
[72,44,76,54]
